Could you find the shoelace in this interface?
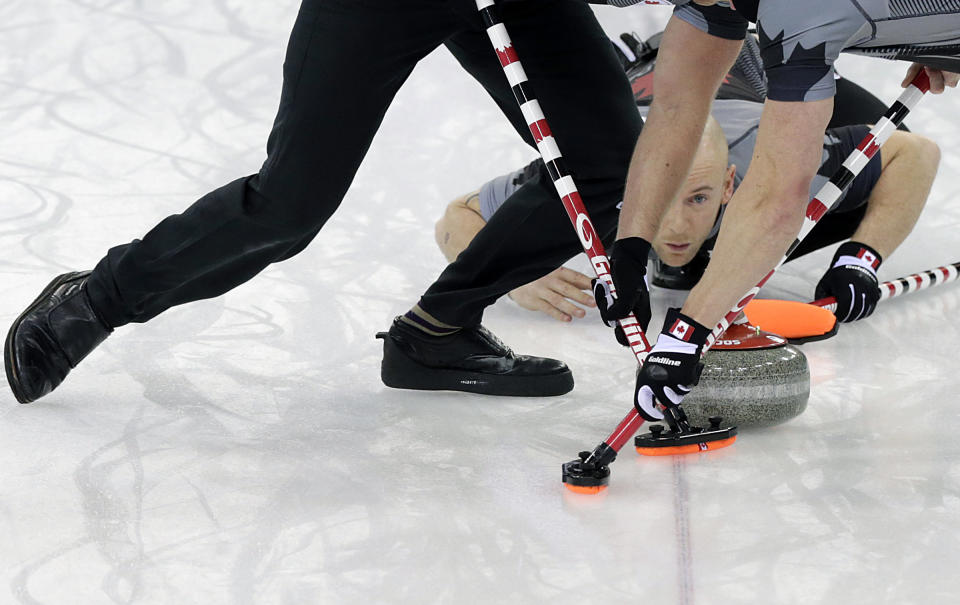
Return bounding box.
[473,325,513,356]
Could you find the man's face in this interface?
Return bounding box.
[651,139,735,267]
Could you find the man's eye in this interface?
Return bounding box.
[691,194,708,204]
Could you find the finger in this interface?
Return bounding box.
[633,290,652,333]
[946,71,960,88]
[662,386,685,407]
[855,292,867,321]
[537,298,572,323]
[814,280,829,301]
[927,67,946,93]
[845,292,865,323]
[600,294,633,321]
[593,279,618,326]
[508,288,541,312]
[547,291,587,320]
[558,267,595,291]
[555,278,596,307]
[902,63,923,87]
[840,284,856,323]
[635,385,664,421]
[858,292,869,322]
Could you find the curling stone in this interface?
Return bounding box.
[681,321,809,428]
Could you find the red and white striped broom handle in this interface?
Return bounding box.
[600,71,928,452]
[476,0,929,455]
[703,72,930,352]
[475,0,652,363]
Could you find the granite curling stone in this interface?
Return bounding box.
[681,322,810,428]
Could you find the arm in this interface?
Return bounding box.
[850,130,940,259]
[902,63,960,94]
[628,99,833,423]
[435,192,486,263]
[434,192,596,322]
[812,130,940,321]
[616,16,743,241]
[683,97,834,327]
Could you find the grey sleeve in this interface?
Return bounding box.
[478,169,526,221]
[756,2,866,102]
[477,160,542,221]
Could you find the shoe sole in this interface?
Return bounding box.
[379,333,574,397]
[4,271,88,404]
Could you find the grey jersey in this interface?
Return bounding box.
[649,99,855,239]
[673,1,960,101]
[479,99,872,236]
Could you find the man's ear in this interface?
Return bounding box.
[721,164,736,205]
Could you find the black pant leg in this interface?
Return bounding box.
[86,0,454,327]
[416,0,641,327]
[786,205,869,262]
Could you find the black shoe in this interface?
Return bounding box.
[377,317,573,397]
[5,271,112,403]
[651,254,710,291]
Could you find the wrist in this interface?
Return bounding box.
[655,308,711,355]
[611,237,652,272]
[832,241,883,276]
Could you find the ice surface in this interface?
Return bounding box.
[1,2,959,604]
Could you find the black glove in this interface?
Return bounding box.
[593,237,652,346]
[634,308,710,421]
[815,241,882,323]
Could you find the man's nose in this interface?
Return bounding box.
[662,211,691,236]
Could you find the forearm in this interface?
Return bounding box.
[682,98,833,328]
[617,16,741,240]
[849,132,940,259]
[435,192,486,262]
[683,181,807,326]
[435,189,596,322]
[617,95,713,240]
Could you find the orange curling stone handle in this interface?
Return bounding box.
[710,320,787,351]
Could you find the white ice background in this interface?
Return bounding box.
[1,2,959,604]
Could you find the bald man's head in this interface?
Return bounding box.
[700,115,729,168]
[650,114,737,268]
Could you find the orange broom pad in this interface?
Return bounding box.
[635,436,737,457]
[563,484,608,495]
[744,299,837,341]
